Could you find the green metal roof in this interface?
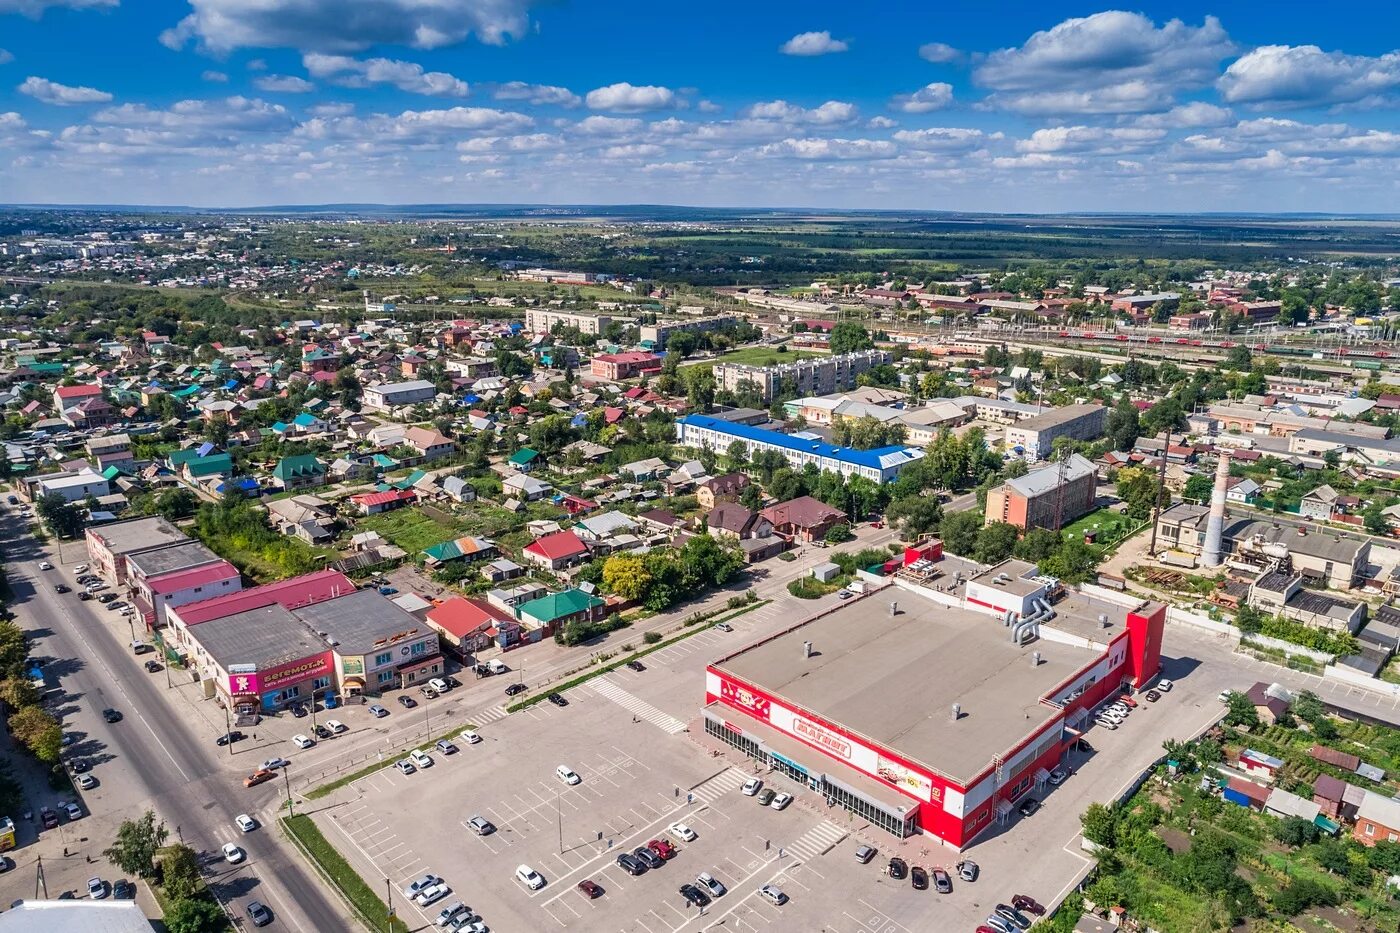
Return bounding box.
[508,448,540,465]
[516,589,603,625]
[272,454,325,481]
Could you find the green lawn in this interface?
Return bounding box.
[356,501,563,556]
[688,345,824,371]
[1062,508,1139,548]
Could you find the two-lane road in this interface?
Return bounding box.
[1,510,349,931]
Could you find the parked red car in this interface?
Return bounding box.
[1118,696,1138,709]
[647,838,677,860]
[577,879,603,899]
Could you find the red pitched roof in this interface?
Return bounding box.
[55,384,103,399]
[147,561,240,595]
[524,529,589,561]
[173,569,354,625]
[426,597,512,638]
[351,489,417,507]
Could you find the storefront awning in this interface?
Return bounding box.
[397,656,440,676]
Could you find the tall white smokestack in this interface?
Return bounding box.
[1202,451,1230,567]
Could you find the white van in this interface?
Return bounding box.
[487,659,508,675]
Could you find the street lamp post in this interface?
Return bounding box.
[284,766,294,818]
[223,703,233,756]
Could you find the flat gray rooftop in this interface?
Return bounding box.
[713,594,1099,785]
[89,516,186,556]
[125,540,222,578]
[972,559,1045,598]
[192,604,327,669]
[293,590,424,654]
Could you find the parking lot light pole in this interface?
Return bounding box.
[556,789,563,855]
[284,766,293,817]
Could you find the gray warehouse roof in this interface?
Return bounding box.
[0,900,153,933]
[193,604,329,669]
[293,589,425,654]
[88,516,186,556]
[713,595,1099,785]
[125,540,223,578]
[1012,403,1105,432]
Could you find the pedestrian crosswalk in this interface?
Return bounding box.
[472,703,509,726]
[589,678,688,733]
[689,767,749,804]
[784,820,847,862]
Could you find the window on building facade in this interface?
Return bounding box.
[375,652,392,666]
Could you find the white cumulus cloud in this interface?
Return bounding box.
[917,42,961,63]
[891,82,953,113]
[1218,45,1400,109]
[780,31,848,56]
[18,75,112,105]
[0,0,115,15]
[1016,125,1165,153]
[201,70,228,83]
[492,81,580,107]
[0,49,13,65]
[1132,101,1233,129]
[744,100,857,125]
[160,0,538,53]
[585,82,675,112]
[891,127,989,152]
[758,137,896,160]
[975,11,1236,114]
[303,54,469,97]
[254,75,315,93]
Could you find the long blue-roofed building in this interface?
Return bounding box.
[675,415,924,484]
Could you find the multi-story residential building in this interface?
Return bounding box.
[712,350,892,402]
[86,516,190,585]
[590,351,664,381]
[524,308,613,336]
[1005,404,1107,460]
[675,415,924,484]
[362,379,437,410]
[638,316,738,349]
[984,454,1097,531]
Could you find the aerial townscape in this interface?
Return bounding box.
[5,4,1400,933]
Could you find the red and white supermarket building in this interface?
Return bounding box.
[703,559,1164,851]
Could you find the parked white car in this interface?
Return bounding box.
[668,822,697,842]
[409,749,433,769]
[1156,679,1173,692]
[515,864,545,890]
[222,843,245,864]
[292,734,314,749]
[555,764,581,785]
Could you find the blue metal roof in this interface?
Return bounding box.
[676,415,918,471]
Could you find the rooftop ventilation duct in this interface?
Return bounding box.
[950,703,961,722]
[802,640,813,659]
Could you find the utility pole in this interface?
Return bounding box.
[284,766,294,818]
[385,878,395,929]
[35,855,46,900]
[556,789,563,855]
[223,704,233,756]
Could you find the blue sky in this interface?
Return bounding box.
[2,1,1399,211]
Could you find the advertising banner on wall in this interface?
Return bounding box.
[227,650,333,696]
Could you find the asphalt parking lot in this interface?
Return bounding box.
[303,588,1331,933]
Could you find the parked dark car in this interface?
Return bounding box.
[633,846,665,870]
[615,853,646,876]
[679,883,709,907]
[932,867,952,893]
[548,693,568,707]
[910,866,928,890]
[577,879,603,899]
[397,695,417,709]
[1012,894,1045,916]
[102,708,122,723]
[313,724,332,740]
[1017,798,1041,817]
[216,731,245,746]
[290,704,308,718]
[112,879,134,900]
[995,903,1032,930]
[78,592,94,601]
[505,683,527,696]
[888,857,908,880]
[54,584,70,594]
[626,661,646,672]
[445,676,462,689]
[143,659,162,673]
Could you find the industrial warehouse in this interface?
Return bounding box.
[703,556,1166,850]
